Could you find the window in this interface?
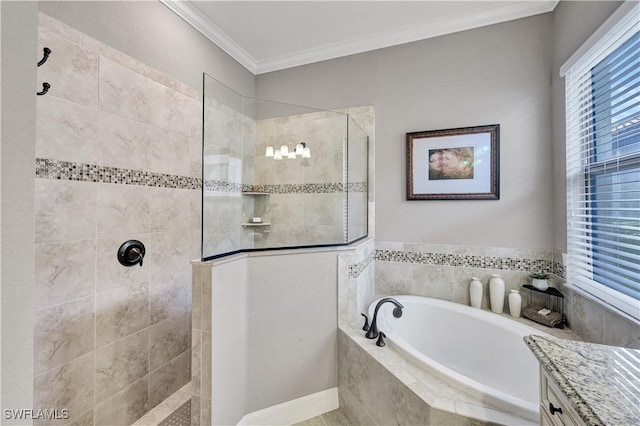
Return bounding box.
[563,3,640,319]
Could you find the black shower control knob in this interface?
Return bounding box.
[117,240,145,267]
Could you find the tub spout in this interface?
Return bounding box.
[365,297,404,340]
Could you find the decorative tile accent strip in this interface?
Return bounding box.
[552,261,566,279]
[242,182,367,194]
[36,158,201,189]
[347,182,368,192]
[375,249,567,278]
[348,251,375,279]
[204,180,243,193]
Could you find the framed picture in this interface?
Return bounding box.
[406,124,499,200]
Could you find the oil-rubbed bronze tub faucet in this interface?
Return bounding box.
[364,297,404,340]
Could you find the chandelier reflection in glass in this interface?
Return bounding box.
[265,142,310,160]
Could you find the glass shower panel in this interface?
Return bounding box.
[246,97,348,249]
[202,74,368,260]
[202,74,244,259]
[347,116,369,242]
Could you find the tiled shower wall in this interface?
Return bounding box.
[252,111,346,247]
[33,13,199,424]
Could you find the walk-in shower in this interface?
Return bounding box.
[202,74,369,260]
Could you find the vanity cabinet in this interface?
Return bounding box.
[540,368,584,426]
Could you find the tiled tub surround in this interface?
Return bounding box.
[339,327,536,426]
[34,14,198,424]
[337,243,582,425]
[372,242,639,349]
[374,241,567,319]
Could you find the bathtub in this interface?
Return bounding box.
[368,295,548,422]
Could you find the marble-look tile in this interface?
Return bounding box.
[292,415,326,426]
[149,131,190,177]
[34,296,95,374]
[67,409,94,426]
[36,95,98,164]
[200,397,211,426]
[191,330,202,398]
[149,350,192,409]
[190,228,202,262]
[604,309,640,349]
[35,239,96,310]
[147,229,191,291]
[303,193,343,227]
[190,395,201,426]
[149,187,190,233]
[94,377,149,426]
[96,281,149,348]
[96,235,149,293]
[39,12,82,44]
[149,313,191,371]
[190,137,203,179]
[338,329,431,426]
[98,111,154,171]
[337,386,377,426]
[95,329,149,404]
[191,265,203,331]
[375,261,411,295]
[38,27,98,109]
[571,292,606,344]
[201,269,212,334]
[97,183,150,238]
[150,280,190,325]
[99,57,190,136]
[411,264,454,300]
[191,99,203,140]
[33,352,94,426]
[35,179,97,243]
[321,408,351,426]
[189,190,201,231]
[201,332,212,400]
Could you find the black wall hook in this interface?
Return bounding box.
[37,82,50,96]
[37,47,51,67]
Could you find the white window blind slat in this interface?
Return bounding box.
[565,2,640,320]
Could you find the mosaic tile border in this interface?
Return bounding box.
[36,158,200,189]
[242,182,367,194]
[348,251,376,279]
[204,180,242,193]
[375,249,567,279]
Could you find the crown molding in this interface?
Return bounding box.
[162,0,558,76]
[160,0,258,73]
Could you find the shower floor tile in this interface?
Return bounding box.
[158,399,191,426]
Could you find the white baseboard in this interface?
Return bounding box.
[237,387,339,426]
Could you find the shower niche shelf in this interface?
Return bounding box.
[242,191,270,230]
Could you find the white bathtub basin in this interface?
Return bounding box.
[368,295,548,422]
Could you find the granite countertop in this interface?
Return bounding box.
[524,334,640,426]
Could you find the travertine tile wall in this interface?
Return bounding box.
[253,111,347,247]
[33,14,198,424]
[374,241,567,315]
[338,240,376,328]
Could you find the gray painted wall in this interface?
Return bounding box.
[1,2,38,424]
[257,14,556,250]
[550,0,623,252]
[38,1,255,97]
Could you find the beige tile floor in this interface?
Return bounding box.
[292,409,351,426]
[132,383,192,426]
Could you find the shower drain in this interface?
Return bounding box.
[158,399,191,426]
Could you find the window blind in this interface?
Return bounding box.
[564,2,640,319]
